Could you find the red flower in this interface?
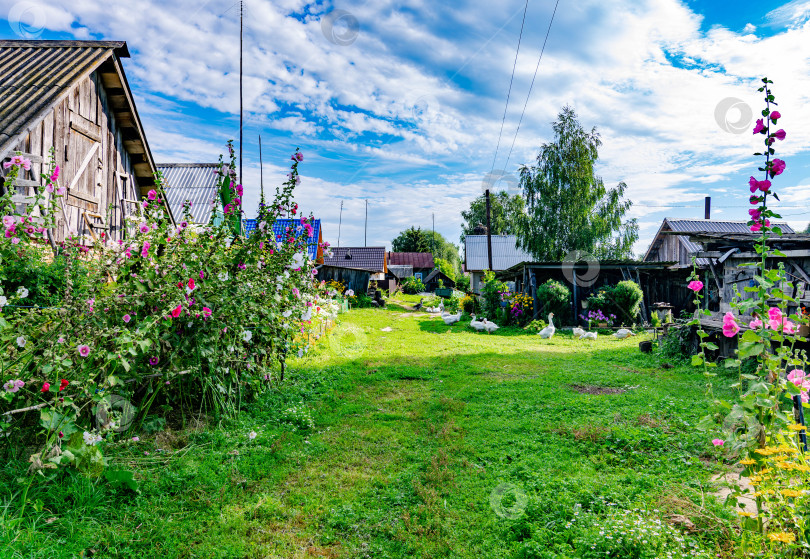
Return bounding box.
[59,379,68,391]
[41,382,50,392]
[188,278,196,291]
[171,304,183,318]
[177,281,184,289]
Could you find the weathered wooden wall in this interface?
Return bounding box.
[318,266,372,295]
[2,70,140,245]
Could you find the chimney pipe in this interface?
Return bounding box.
[704,196,711,220]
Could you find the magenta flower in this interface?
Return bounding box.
[722,312,740,337]
[148,189,157,200]
[295,152,303,162]
[149,356,159,366]
[141,241,150,258]
[770,110,781,121]
[749,208,762,220]
[771,158,786,177]
[767,307,782,322]
[712,439,724,447]
[171,304,183,318]
[752,118,765,134]
[50,165,59,182]
[123,314,131,323]
[749,318,763,329]
[139,223,150,234]
[78,344,91,357]
[772,129,786,141]
[687,280,703,292]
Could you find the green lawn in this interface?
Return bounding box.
[2,296,737,558]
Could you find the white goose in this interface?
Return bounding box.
[537,313,556,339]
[442,311,462,325]
[612,328,636,339]
[579,331,597,340]
[572,327,586,338]
[469,314,486,332]
[425,301,445,314]
[482,318,500,333]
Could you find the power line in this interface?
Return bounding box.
[489,0,531,176]
[503,0,561,173]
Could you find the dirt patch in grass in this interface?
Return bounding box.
[551,424,612,442]
[570,384,627,395]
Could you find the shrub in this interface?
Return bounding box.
[611,280,643,323]
[402,276,425,294]
[481,271,507,320]
[455,274,471,293]
[523,319,547,333]
[535,279,570,323]
[461,295,478,314]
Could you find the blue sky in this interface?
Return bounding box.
[2,0,810,255]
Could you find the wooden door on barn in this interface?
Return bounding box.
[64,110,104,243]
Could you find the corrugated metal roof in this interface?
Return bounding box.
[243,218,322,261]
[464,235,532,271]
[388,264,413,279]
[0,40,128,157]
[388,252,434,269]
[323,247,386,273]
[158,163,220,224]
[666,219,795,234]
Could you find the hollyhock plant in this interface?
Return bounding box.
[688,280,703,292]
[41,382,50,392]
[78,345,91,357]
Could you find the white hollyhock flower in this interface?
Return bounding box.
[282,310,292,318]
[17,287,29,299]
[289,253,305,269]
[16,336,26,348]
[0,295,7,308]
[243,330,252,342]
[218,271,229,281]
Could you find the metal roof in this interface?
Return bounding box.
[388,264,413,279]
[158,164,220,224]
[243,218,322,261]
[464,235,533,271]
[666,219,794,234]
[323,247,386,273]
[388,252,434,269]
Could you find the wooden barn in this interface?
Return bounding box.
[0,40,173,246]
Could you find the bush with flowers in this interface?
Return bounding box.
[0,143,333,512]
[691,79,810,555]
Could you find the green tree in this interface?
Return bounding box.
[517,106,638,260]
[460,191,526,244]
[433,257,456,281]
[391,227,460,271]
[803,222,810,234]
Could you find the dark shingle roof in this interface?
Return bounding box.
[388,252,434,269]
[323,247,386,273]
[158,164,220,224]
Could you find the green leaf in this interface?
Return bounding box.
[704,342,719,351]
[104,469,140,494]
[691,355,704,367]
[738,341,764,359]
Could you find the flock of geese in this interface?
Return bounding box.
[415,301,638,340]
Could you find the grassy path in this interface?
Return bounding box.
[3,298,733,558]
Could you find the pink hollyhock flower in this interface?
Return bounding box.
[50,165,59,182]
[11,237,19,245]
[78,345,91,357]
[687,280,703,292]
[141,241,150,258]
[712,439,724,447]
[56,186,66,195]
[750,222,762,233]
[236,184,243,196]
[142,200,149,209]
[770,111,781,121]
[202,307,212,317]
[46,183,54,193]
[749,209,762,220]
[148,190,157,200]
[292,287,300,297]
[749,318,763,329]
[771,159,786,177]
[748,176,758,192]
[2,215,13,228]
[4,227,15,238]
[238,262,246,270]
[188,278,196,291]
[123,314,131,323]
[59,379,68,392]
[758,180,771,192]
[722,312,740,337]
[787,369,808,388]
[295,152,303,162]
[768,307,782,322]
[783,319,796,334]
[753,119,765,134]
[139,223,150,234]
[132,436,140,442]
[199,270,205,280]
[171,304,183,318]
[772,129,786,141]
[149,356,159,366]
[41,382,50,392]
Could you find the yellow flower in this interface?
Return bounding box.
[786,424,806,432]
[737,511,753,517]
[776,461,795,470]
[794,464,810,472]
[768,532,796,543]
[740,458,756,465]
[781,489,803,498]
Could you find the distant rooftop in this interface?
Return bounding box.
[464,235,532,271]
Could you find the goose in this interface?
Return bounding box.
[579,331,597,341]
[572,327,586,338]
[425,301,445,313]
[443,311,462,325]
[537,313,556,339]
[613,328,636,339]
[469,314,486,331]
[482,319,500,333]
[413,298,424,311]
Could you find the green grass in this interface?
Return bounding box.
[1,295,737,558]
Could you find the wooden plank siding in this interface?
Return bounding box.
[1,70,142,245]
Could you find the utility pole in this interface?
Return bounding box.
[258,134,264,211]
[432,213,435,256]
[485,188,493,271]
[338,200,343,247]
[364,199,368,247]
[239,0,243,187]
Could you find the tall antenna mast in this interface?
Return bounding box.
[239,0,244,187]
[258,133,264,216]
[338,200,344,247]
[432,212,435,255]
[364,199,368,247]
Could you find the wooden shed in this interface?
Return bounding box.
[0,40,173,246]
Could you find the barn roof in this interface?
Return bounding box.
[464,235,532,272]
[388,252,434,269]
[0,40,165,207]
[323,247,386,273]
[158,164,220,224]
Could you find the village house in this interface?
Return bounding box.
[464,234,532,294]
[0,40,174,245]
